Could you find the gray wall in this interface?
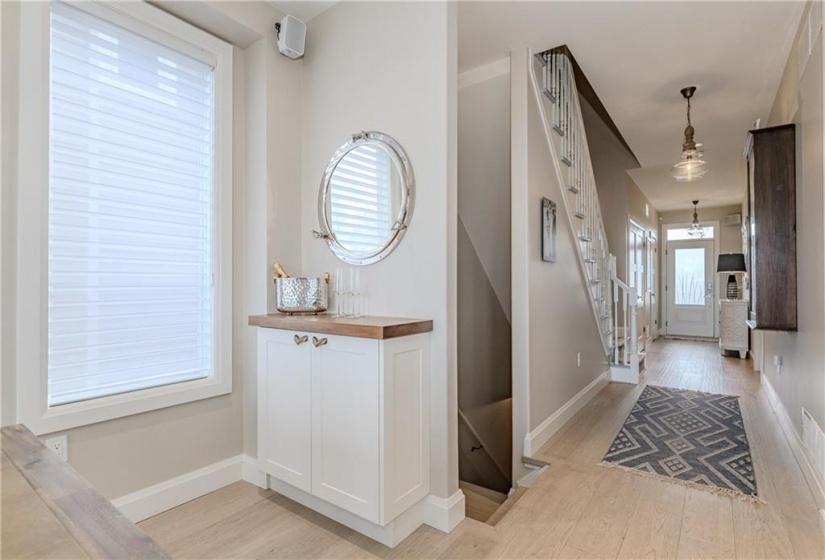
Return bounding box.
[457,71,512,491]
[580,96,658,282]
[511,51,607,483]
[761,3,825,442]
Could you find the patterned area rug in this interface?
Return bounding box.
[601,384,759,501]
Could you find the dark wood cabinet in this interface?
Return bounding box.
[746,124,797,331]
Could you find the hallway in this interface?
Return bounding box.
[521,339,824,559]
[140,339,825,559]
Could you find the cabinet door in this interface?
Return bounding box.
[311,335,380,522]
[258,329,312,492]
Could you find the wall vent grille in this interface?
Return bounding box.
[802,408,825,483]
[723,213,741,226]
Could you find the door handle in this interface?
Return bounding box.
[312,336,328,347]
[294,334,308,345]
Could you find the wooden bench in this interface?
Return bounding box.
[1,424,169,559]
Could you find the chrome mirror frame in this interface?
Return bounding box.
[315,131,415,266]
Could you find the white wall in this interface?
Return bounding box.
[299,2,458,500]
[761,2,825,448]
[239,30,303,460]
[511,49,607,479]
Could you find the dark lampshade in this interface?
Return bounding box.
[717,253,747,273]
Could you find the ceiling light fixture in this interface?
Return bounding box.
[671,86,709,182]
[687,200,705,237]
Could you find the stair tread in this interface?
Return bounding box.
[459,480,508,505]
[460,481,508,523]
[487,487,529,527]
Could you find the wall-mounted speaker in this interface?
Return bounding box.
[276,15,306,60]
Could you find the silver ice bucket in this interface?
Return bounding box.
[275,277,328,314]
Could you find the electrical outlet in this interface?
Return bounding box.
[576,352,582,367]
[44,435,68,462]
[773,355,783,374]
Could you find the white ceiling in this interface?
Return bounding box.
[267,1,337,22]
[459,1,804,211]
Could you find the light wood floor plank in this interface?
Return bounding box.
[140,339,824,560]
[139,481,266,549]
[563,467,645,558]
[616,477,686,559]
[677,486,736,559]
[731,499,795,560]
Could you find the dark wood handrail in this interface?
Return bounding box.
[546,45,641,167]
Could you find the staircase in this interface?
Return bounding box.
[533,48,641,384]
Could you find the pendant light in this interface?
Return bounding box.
[671,86,709,182]
[687,200,705,237]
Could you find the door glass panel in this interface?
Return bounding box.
[674,248,706,305]
[667,227,714,241]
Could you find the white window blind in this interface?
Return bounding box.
[47,2,216,406]
[329,144,395,253]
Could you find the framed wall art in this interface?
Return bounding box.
[541,197,557,262]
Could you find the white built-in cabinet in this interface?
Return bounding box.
[255,320,431,533]
[719,300,749,359]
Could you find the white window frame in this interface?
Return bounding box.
[16,0,233,435]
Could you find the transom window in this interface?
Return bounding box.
[666,226,715,241]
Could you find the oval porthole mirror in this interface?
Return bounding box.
[316,131,415,265]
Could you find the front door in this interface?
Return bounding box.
[666,240,715,337]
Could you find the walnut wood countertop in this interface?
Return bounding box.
[1,424,169,560]
[248,314,433,340]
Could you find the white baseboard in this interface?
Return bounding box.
[423,489,465,533]
[523,370,609,457]
[112,455,244,523]
[516,463,548,488]
[242,455,268,488]
[112,454,465,546]
[269,477,427,548]
[610,365,638,384]
[761,376,825,511]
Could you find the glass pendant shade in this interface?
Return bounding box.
[686,200,705,237]
[687,223,705,237]
[671,153,709,182]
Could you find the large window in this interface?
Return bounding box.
[18,1,232,433]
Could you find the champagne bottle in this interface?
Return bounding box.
[273,263,290,281]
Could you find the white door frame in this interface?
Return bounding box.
[661,221,721,338]
[646,230,658,341]
[627,218,646,346]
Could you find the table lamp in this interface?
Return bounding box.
[717,253,747,300]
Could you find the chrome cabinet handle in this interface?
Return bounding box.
[294,334,308,345]
[312,336,328,347]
